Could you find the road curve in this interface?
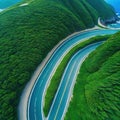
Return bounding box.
[20,29,118,120]
[47,42,102,120]
[27,29,118,120]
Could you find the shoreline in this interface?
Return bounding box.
[98,17,120,30]
[98,17,109,29]
[18,25,102,120]
[0,9,4,12]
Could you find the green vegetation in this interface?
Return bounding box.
[0,0,116,119]
[65,32,120,120]
[44,35,110,116]
[86,0,115,20]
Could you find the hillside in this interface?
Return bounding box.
[86,0,115,19]
[65,32,120,120]
[0,0,117,119]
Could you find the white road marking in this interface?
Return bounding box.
[53,61,76,120]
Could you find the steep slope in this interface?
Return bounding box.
[65,32,120,120]
[0,0,117,119]
[86,0,115,20]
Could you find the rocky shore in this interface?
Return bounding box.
[100,15,120,25]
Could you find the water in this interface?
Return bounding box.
[105,0,120,13]
[108,22,120,28]
[107,12,120,29]
[0,9,3,12]
[0,0,21,9]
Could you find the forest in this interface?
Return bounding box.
[0,0,117,119]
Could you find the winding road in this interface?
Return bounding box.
[47,42,103,120]
[26,28,119,120]
[17,26,120,120]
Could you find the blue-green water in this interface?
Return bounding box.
[108,21,120,28]
[105,0,120,13]
[105,0,120,29]
[0,0,21,9]
[0,9,3,12]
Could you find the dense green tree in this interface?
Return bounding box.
[0,0,116,119]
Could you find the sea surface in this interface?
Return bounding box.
[105,0,120,13]
[108,12,120,29]
[0,0,21,9]
[108,21,120,28]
